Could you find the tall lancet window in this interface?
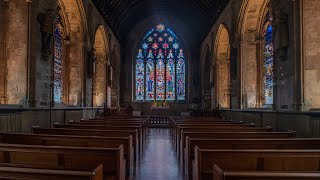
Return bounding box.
[134,24,186,101]
[262,12,274,105]
[54,16,64,104]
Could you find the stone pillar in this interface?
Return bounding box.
[25,0,37,107]
[293,0,304,111]
[6,0,29,105]
[0,0,8,104]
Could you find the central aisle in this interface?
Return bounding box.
[131,128,184,180]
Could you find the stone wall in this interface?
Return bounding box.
[302,0,320,109]
[200,0,298,111]
[0,0,120,108]
[220,109,320,138]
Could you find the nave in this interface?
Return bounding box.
[131,128,183,180]
[1,115,320,180]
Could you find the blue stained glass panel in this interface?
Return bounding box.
[156,51,165,100]
[263,25,274,105]
[177,50,186,101]
[54,18,63,104]
[146,54,155,101]
[135,50,145,100]
[166,52,175,100]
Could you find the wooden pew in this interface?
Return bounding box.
[177,127,274,158]
[174,124,269,151]
[53,124,144,154]
[213,165,320,180]
[185,138,320,175]
[0,132,133,175]
[0,165,103,180]
[193,148,320,180]
[71,120,148,140]
[33,127,140,162]
[0,143,125,180]
[180,131,295,160]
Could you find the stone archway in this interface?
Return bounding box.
[214,24,230,108]
[238,0,269,108]
[58,0,87,106]
[93,26,108,107]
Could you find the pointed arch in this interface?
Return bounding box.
[93,25,108,107]
[214,24,230,108]
[238,0,271,108]
[134,24,186,102]
[56,0,87,106]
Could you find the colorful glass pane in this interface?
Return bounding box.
[135,50,145,100]
[54,17,63,104]
[156,50,165,100]
[263,24,274,105]
[166,51,175,100]
[146,50,155,100]
[177,49,186,101]
[134,24,186,101]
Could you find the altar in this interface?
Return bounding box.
[150,102,172,116]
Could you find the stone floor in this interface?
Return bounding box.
[129,128,184,180]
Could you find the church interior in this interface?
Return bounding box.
[1,0,320,179]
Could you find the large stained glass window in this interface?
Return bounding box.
[263,23,274,105]
[135,24,186,101]
[54,16,64,104]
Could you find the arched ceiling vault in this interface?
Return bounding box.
[92,0,230,45]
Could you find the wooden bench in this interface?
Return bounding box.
[185,138,320,175]
[53,124,144,154]
[71,120,148,140]
[179,131,294,170]
[0,165,103,180]
[0,143,125,180]
[193,148,320,180]
[177,127,274,158]
[0,132,134,175]
[213,165,320,180]
[33,127,140,162]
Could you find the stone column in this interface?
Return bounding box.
[25,0,37,107]
[6,0,29,105]
[0,0,8,104]
[293,0,304,111]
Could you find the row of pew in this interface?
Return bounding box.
[0,115,149,180]
[170,117,320,180]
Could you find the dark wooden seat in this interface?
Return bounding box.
[185,138,320,175]
[178,129,290,159]
[213,165,320,180]
[193,147,320,180]
[0,132,134,175]
[53,124,144,153]
[33,127,140,160]
[0,143,125,180]
[0,165,103,180]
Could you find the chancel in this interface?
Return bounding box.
[1,0,320,179]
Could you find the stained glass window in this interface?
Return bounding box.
[166,50,175,100]
[156,50,165,100]
[177,49,186,101]
[135,24,186,101]
[135,49,144,101]
[263,24,274,105]
[146,50,155,100]
[54,16,64,104]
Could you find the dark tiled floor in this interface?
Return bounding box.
[130,128,184,180]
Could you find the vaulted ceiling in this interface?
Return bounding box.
[92,0,230,45]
